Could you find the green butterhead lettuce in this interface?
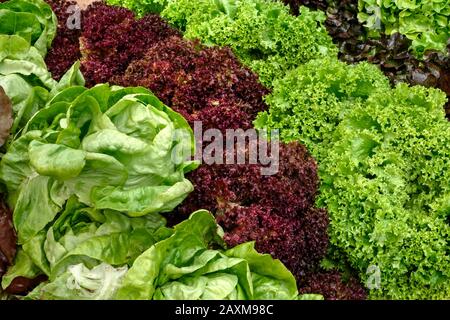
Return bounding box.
[0,83,198,245]
[0,0,57,57]
[0,0,77,138]
[25,211,308,300]
[116,210,299,300]
[27,263,128,300]
[2,196,167,289]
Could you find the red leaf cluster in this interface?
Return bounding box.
[218,205,329,280]
[300,270,367,300]
[80,3,180,86]
[114,37,269,130]
[45,0,83,80]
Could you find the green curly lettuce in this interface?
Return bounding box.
[254,57,390,160]
[319,83,450,299]
[358,0,450,57]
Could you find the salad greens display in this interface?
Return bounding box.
[1,0,450,301]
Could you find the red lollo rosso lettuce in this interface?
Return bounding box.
[115,36,269,130]
[42,3,269,130]
[80,3,180,86]
[177,142,319,219]
[44,0,82,80]
[299,270,367,300]
[217,204,329,281]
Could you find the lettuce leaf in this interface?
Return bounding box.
[115,210,299,300]
[105,0,337,86]
[358,0,450,57]
[0,0,57,57]
[26,263,128,300]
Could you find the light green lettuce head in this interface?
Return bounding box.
[0,83,199,246]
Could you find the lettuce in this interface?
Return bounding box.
[24,211,305,300]
[116,210,300,300]
[358,0,450,57]
[255,57,390,160]
[1,196,166,289]
[26,263,128,300]
[319,83,450,299]
[0,83,198,246]
[0,0,74,137]
[0,0,57,57]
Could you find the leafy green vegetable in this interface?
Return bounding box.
[255,53,450,298]
[24,211,306,300]
[0,35,55,133]
[2,196,166,288]
[0,83,198,245]
[27,263,128,300]
[255,57,390,160]
[319,83,450,299]
[116,210,300,300]
[1,249,41,289]
[106,0,169,14]
[358,0,450,57]
[0,0,77,137]
[0,0,57,57]
[105,0,337,86]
